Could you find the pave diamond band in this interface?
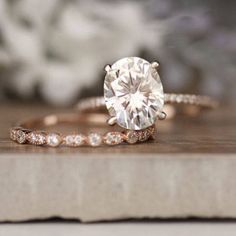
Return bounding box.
[77,94,218,113]
[10,113,156,147]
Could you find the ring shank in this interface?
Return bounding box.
[76,94,218,118]
[10,113,156,147]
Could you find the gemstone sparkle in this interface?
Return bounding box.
[65,134,85,146]
[27,132,46,145]
[88,133,102,147]
[16,130,27,144]
[46,133,61,147]
[104,132,123,145]
[104,57,164,130]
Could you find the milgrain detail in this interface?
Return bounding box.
[9,126,156,148]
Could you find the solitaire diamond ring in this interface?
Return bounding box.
[77,57,218,131]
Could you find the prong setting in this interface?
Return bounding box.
[107,116,117,126]
[104,57,164,130]
[157,111,167,120]
[151,61,159,70]
[104,64,112,72]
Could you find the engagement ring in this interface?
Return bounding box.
[77,57,218,130]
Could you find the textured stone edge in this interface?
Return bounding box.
[0,153,236,222]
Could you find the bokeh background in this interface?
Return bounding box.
[0,0,235,106]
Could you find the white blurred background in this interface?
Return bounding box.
[0,0,235,106]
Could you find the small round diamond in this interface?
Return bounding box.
[88,133,102,147]
[27,132,46,145]
[65,135,75,146]
[16,130,27,144]
[46,133,61,147]
[104,57,164,130]
[74,135,85,146]
[65,134,85,147]
[104,132,123,145]
[125,130,139,144]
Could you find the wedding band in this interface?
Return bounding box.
[10,56,218,148]
[77,93,217,114]
[77,57,218,130]
[10,113,156,147]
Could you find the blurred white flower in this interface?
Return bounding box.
[0,0,165,105]
[0,0,235,104]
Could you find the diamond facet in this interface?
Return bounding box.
[125,130,139,144]
[16,130,27,144]
[46,133,61,147]
[104,57,164,130]
[88,133,102,147]
[27,132,46,145]
[65,134,85,147]
[104,132,123,145]
[65,135,74,146]
[74,134,85,146]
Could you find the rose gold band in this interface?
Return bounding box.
[10,94,218,147]
[10,113,156,147]
[76,94,218,113]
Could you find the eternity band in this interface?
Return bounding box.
[10,113,156,147]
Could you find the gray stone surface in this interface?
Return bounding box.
[1,223,236,236]
[0,153,236,222]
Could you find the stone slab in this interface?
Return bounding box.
[1,222,236,236]
[0,104,235,222]
[0,152,236,222]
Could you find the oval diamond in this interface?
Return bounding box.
[104,57,164,130]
